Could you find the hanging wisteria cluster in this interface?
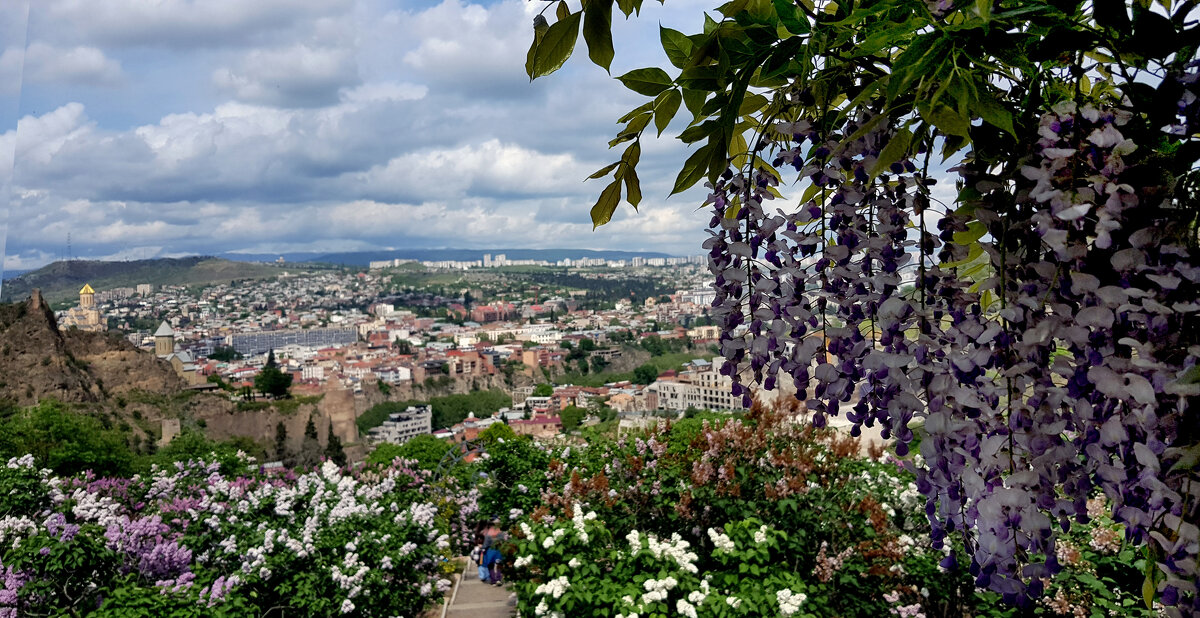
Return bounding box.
[704,77,1200,612]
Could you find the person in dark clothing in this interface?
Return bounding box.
[482,546,503,585]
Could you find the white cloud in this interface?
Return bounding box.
[18,42,124,86]
[354,139,596,202]
[42,0,354,48]
[213,44,360,107]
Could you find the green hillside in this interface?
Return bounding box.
[0,257,298,305]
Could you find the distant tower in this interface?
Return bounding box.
[79,283,95,309]
[154,321,175,357]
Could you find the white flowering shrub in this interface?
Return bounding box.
[511,508,818,617]
[0,455,473,616]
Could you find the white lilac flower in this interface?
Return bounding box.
[754,525,769,545]
[568,557,581,568]
[707,528,735,552]
[543,536,555,549]
[514,555,533,568]
[777,589,807,616]
[534,576,570,599]
[676,599,698,618]
[726,596,742,609]
[340,599,355,614]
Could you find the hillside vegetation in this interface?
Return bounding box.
[0,256,298,305]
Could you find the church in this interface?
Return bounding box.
[153,321,204,386]
[59,283,104,332]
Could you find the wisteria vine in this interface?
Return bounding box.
[704,72,1200,612]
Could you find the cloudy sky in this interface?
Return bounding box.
[0,0,721,272]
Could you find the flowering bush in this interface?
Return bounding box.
[0,453,474,616]
[496,407,1167,617]
[511,503,818,618]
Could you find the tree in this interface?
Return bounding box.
[632,364,658,385]
[265,349,278,368]
[529,0,1200,609]
[394,338,412,355]
[274,421,288,459]
[208,345,242,362]
[255,365,292,399]
[293,415,322,469]
[560,405,586,432]
[532,383,554,397]
[324,420,346,466]
[478,422,516,446]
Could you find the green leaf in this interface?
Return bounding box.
[583,0,615,71]
[772,0,810,34]
[528,11,582,79]
[623,111,652,136]
[624,165,642,207]
[654,89,682,136]
[730,131,749,168]
[678,120,717,144]
[660,26,695,69]
[738,92,768,116]
[587,162,620,179]
[868,127,912,179]
[617,67,674,96]
[621,141,641,167]
[591,178,623,227]
[682,87,708,118]
[557,0,570,20]
[616,0,636,16]
[971,92,1016,137]
[672,143,714,194]
[617,100,656,123]
[1143,572,1157,610]
[924,103,971,137]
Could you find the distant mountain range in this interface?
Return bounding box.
[0,257,296,305]
[218,248,678,266]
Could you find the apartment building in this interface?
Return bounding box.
[367,406,432,444]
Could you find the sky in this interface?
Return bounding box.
[0,0,722,272]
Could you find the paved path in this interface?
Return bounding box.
[445,562,515,618]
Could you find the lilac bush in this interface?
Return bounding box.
[0,454,476,616]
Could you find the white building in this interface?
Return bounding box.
[650,358,744,412]
[368,406,433,444]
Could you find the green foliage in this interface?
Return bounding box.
[366,434,452,470]
[0,400,134,477]
[207,345,242,362]
[358,390,513,433]
[632,363,659,385]
[324,420,347,466]
[146,428,261,476]
[477,422,516,446]
[560,405,587,432]
[532,383,554,397]
[254,365,292,399]
[475,435,551,521]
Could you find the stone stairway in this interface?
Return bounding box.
[444,563,516,618]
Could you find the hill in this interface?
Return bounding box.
[0,291,187,407]
[0,256,296,305]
